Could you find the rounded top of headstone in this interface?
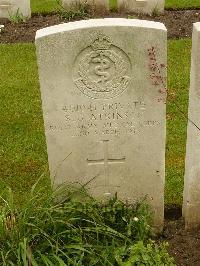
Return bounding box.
[35,18,167,40]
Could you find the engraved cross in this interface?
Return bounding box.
[87,140,125,187]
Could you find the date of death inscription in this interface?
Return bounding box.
[47,101,161,137]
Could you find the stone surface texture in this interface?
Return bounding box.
[183,23,200,229]
[118,0,164,14]
[36,18,167,231]
[0,0,31,18]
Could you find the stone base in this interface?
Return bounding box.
[183,203,200,229]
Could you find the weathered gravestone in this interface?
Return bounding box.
[118,0,164,14]
[0,0,31,18]
[183,22,200,229]
[36,18,167,230]
[62,0,164,14]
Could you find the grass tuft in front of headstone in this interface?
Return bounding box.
[59,2,90,21]
[0,178,175,265]
[8,9,27,23]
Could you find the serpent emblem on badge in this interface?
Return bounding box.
[73,34,131,99]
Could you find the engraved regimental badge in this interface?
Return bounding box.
[73,35,131,99]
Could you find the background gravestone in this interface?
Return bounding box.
[36,18,167,231]
[183,22,200,229]
[0,0,31,18]
[62,0,164,14]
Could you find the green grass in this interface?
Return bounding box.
[165,0,200,9]
[31,0,61,14]
[0,39,192,207]
[109,0,118,11]
[166,39,191,205]
[0,44,49,205]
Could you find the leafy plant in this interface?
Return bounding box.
[9,8,27,23]
[0,179,174,265]
[115,241,175,265]
[152,6,161,17]
[59,1,90,21]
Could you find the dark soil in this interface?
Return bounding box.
[0,9,200,43]
[162,206,200,266]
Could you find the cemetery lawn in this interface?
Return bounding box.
[0,44,50,206]
[166,38,191,205]
[165,0,200,9]
[0,38,191,207]
[31,0,61,14]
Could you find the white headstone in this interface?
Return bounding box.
[36,18,167,231]
[118,0,164,14]
[0,0,31,19]
[183,22,200,229]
